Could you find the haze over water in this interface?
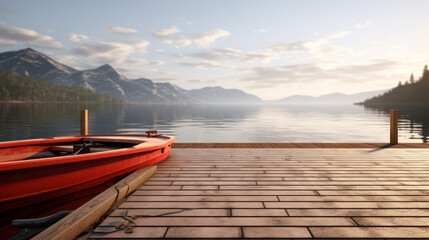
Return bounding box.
[1,103,427,143]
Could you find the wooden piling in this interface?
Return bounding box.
[390,109,398,145]
[80,109,88,135]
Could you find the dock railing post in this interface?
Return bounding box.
[80,109,88,135]
[390,109,398,145]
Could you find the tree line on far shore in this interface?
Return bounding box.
[361,65,429,105]
[0,68,122,103]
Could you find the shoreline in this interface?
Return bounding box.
[0,100,124,104]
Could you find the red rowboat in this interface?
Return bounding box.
[0,132,175,214]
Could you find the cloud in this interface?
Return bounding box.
[184,29,230,48]
[179,61,235,69]
[72,39,149,65]
[69,37,153,75]
[105,26,137,35]
[0,23,62,49]
[268,30,350,54]
[72,41,130,60]
[188,79,203,83]
[355,21,371,29]
[152,26,181,44]
[153,26,181,36]
[268,39,328,52]
[326,31,350,39]
[0,7,17,14]
[125,58,164,66]
[253,28,267,33]
[174,53,189,59]
[150,60,164,66]
[51,54,80,69]
[242,59,399,88]
[191,48,276,63]
[153,27,230,48]
[120,39,149,53]
[125,58,149,65]
[335,59,397,74]
[0,39,15,46]
[69,33,89,42]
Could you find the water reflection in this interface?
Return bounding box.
[362,105,429,143]
[1,103,428,142]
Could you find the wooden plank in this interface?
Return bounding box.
[110,208,229,217]
[232,209,288,216]
[220,185,429,190]
[34,165,157,240]
[310,227,429,238]
[318,190,429,195]
[119,201,264,208]
[165,227,241,238]
[127,195,279,202]
[354,217,429,226]
[277,195,429,201]
[265,201,429,208]
[288,209,429,217]
[98,216,356,227]
[88,227,166,239]
[243,227,311,238]
[133,190,317,196]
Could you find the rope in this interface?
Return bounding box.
[89,184,126,234]
[90,208,196,234]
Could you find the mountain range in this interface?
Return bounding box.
[0,48,260,103]
[273,90,387,104]
[0,48,383,104]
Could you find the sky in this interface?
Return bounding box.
[1,0,429,100]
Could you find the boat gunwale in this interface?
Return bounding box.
[0,134,175,171]
[0,149,167,203]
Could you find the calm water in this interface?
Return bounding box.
[1,103,428,143]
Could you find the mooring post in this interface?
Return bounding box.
[80,109,88,135]
[390,109,398,145]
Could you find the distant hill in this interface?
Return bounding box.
[360,65,429,105]
[0,68,122,103]
[0,48,262,103]
[272,90,387,104]
[190,86,262,104]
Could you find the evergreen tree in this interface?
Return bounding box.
[362,64,429,105]
[422,65,429,83]
[0,68,122,103]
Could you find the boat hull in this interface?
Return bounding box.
[0,134,174,214]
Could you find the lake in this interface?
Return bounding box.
[1,103,428,143]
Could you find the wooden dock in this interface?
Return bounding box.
[78,143,429,239]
